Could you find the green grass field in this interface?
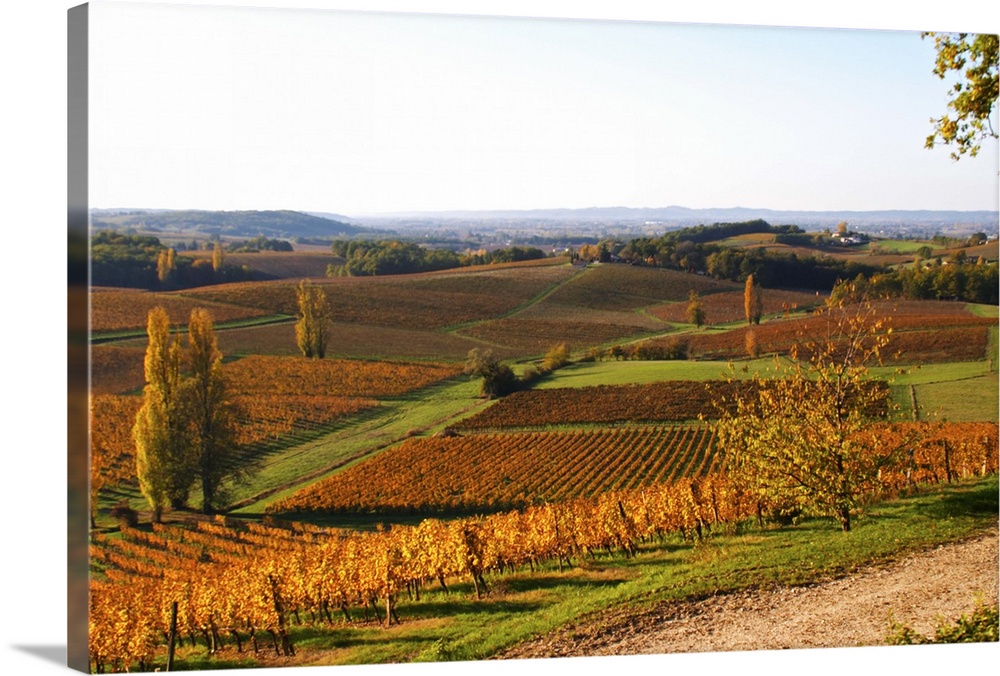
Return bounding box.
[536,358,776,388]
[870,239,932,254]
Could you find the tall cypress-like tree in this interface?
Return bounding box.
[744,274,763,325]
[133,307,195,520]
[212,241,224,272]
[183,308,238,513]
[156,247,176,287]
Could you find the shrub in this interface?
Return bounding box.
[110,500,139,528]
[542,342,572,372]
[886,603,999,645]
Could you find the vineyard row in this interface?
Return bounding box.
[90,421,998,672]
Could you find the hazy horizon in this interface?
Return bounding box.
[88,1,999,216]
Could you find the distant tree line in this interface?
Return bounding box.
[663,219,803,244]
[327,239,547,277]
[91,231,252,289]
[461,246,547,266]
[613,221,881,291]
[226,236,293,252]
[833,259,999,305]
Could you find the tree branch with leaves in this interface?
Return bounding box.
[923,32,998,159]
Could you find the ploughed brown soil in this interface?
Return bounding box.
[499,530,999,659]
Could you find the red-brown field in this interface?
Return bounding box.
[213,320,490,360]
[649,288,823,325]
[180,249,344,279]
[655,299,997,363]
[91,287,270,332]
[91,345,147,394]
[454,381,750,429]
[220,354,463,398]
[542,264,737,310]
[181,263,577,329]
[456,316,656,355]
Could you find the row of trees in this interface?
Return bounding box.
[327,240,549,277]
[132,308,248,517]
[832,259,999,305]
[92,231,252,289]
[606,222,882,290]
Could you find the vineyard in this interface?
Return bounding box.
[269,426,721,515]
[649,288,822,325]
[542,264,736,310]
[91,288,270,333]
[88,421,997,673]
[180,264,576,330]
[91,346,147,395]
[82,251,1000,673]
[453,381,754,429]
[213,320,492,361]
[218,355,463,398]
[455,316,656,355]
[649,299,998,363]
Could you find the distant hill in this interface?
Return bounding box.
[353,206,999,235]
[90,209,371,239]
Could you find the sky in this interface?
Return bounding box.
[86,0,1000,216]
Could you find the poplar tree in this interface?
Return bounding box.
[295,280,331,358]
[183,308,238,513]
[133,307,195,521]
[157,248,176,286]
[212,241,224,272]
[744,274,763,325]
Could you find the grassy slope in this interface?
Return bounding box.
[534,359,774,388]
[229,377,490,514]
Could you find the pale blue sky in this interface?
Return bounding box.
[88,1,999,215]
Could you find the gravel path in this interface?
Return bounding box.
[499,530,999,659]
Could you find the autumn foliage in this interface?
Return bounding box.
[89,420,996,672]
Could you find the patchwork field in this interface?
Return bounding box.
[86,254,1000,673]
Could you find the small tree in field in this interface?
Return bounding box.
[295,280,331,358]
[716,288,913,532]
[542,342,572,372]
[686,290,706,328]
[465,348,519,399]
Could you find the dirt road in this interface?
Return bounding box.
[500,530,998,659]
